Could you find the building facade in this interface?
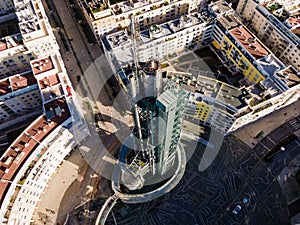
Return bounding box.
[102,9,216,68]
[0,0,62,132]
[156,85,189,175]
[0,0,14,15]
[236,0,300,71]
[0,0,88,223]
[80,0,209,41]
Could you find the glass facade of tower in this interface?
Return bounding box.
[155,87,189,175]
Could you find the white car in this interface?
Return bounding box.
[232,205,242,215]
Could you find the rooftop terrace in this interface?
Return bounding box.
[276,66,300,89]
[31,57,54,75]
[19,18,40,35]
[86,0,108,14]
[216,12,241,30]
[15,1,36,23]
[106,30,131,49]
[230,26,269,60]
[10,72,36,91]
[166,72,250,110]
[0,71,37,96]
[210,0,233,12]
[169,14,203,33]
[0,33,23,52]
[264,1,289,21]
[139,14,203,43]
[140,24,172,42]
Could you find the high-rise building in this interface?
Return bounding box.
[155,86,189,175]
[117,62,188,190]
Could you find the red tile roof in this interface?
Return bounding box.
[0,97,70,204]
[44,97,71,124]
[0,71,38,95]
[32,57,54,75]
[230,26,269,59]
[10,72,37,91]
[0,40,7,51]
[39,74,60,89]
[287,17,300,27]
[0,79,10,96]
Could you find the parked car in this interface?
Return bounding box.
[243,196,249,205]
[232,205,242,215]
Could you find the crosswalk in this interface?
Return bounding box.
[289,118,300,131]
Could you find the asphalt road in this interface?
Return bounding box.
[42,0,103,88]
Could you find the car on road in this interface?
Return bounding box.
[243,196,249,205]
[232,205,242,215]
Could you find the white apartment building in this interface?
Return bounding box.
[236,0,300,71]
[103,0,300,134]
[0,0,89,223]
[165,71,251,134]
[275,0,300,11]
[229,86,300,133]
[103,11,215,72]
[80,0,208,41]
[0,0,60,78]
[0,53,80,222]
[0,0,14,15]
[0,0,65,133]
[167,67,300,134]
[0,71,42,129]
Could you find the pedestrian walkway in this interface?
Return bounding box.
[33,160,79,225]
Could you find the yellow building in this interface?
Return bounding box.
[220,26,269,84]
[195,101,211,121]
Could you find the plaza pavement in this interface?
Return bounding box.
[34,160,79,225]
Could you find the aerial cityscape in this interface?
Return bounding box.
[0,0,299,224]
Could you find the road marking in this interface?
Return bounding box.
[102,155,118,165]
[266,136,276,145]
[259,142,269,151]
